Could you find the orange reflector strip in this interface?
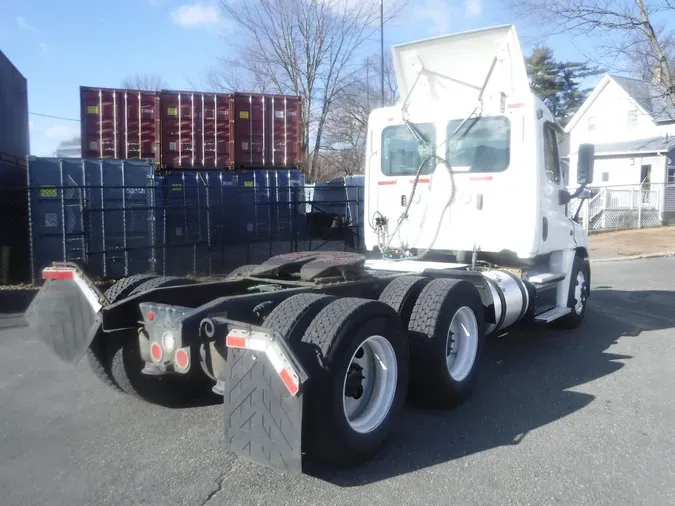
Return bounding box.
[279,369,299,396]
[508,103,525,109]
[42,270,74,280]
[470,176,493,181]
[378,180,397,186]
[226,335,247,349]
[414,178,430,184]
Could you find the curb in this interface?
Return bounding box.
[590,251,675,264]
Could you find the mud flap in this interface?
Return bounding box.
[24,268,105,365]
[223,346,305,475]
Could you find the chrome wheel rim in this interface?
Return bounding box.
[574,270,587,315]
[342,335,398,434]
[446,306,479,382]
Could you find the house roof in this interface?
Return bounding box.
[592,135,675,156]
[611,75,675,123]
[564,73,675,133]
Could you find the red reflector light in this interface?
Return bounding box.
[175,348,189,370]
[42,270,74,280]
[279,369,299,396]
[150,342,163,362]
[147,311,155,321]
[226,335,247,349]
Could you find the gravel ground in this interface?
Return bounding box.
[1,258,675,505]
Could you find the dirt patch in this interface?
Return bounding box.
[589,226,675,258]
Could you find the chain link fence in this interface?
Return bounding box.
[21,180,364,284]
[568,182,675,233]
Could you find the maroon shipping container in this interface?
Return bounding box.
[80,87,160,160]
[159,91,234,169]
[232,93,302,169]
[80,87,302,169]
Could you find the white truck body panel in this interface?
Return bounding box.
[364,25,583,266]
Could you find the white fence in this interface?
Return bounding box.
[568,183,675,233]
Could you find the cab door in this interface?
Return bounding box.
[539,121,574,253]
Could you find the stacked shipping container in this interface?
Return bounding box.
[80,87,303,170]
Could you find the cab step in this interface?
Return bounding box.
[528,272,565,285]
[534,306,571,323]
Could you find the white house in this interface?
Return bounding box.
[564,74,675,188]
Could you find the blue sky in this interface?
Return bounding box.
[1,0,598,157]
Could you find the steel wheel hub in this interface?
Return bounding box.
[342,335,398,434]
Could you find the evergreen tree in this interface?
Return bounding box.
[525,47,603,126]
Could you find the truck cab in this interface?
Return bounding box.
[363,25,593,267]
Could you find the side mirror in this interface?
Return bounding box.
[577,143,595,185]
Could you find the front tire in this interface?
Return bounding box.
[553,256,590,329]
[300,298,409,469]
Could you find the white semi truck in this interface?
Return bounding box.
[26,25,594,474]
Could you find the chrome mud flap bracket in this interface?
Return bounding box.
[222,326,308,475]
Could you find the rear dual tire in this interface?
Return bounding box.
[87,275,214,406]
[379,277,486,408]
[263,295,410,469]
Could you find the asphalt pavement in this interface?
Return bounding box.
[1,258,675,505]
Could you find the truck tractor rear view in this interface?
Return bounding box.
[26,25,595,474]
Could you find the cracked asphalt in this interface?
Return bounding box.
[2,258,675,505]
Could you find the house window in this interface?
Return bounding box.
[668,167,675,184]
[627,110,637,129]
[602,172,609,182]
[588,115,596,132]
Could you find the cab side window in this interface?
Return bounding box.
[544,123,561,184]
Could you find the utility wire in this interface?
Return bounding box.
[29,112,80,122]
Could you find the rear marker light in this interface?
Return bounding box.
[225,329,301,396]
[175,348,189,370]
[150,342,163,363]
[42,269,74,280]
[147,311,155,321]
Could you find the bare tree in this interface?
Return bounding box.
[216,0,406,181]
[508,0,675,112]
[121,74,168,91]
[321,55,399,177]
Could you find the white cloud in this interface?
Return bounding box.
[464,0,482,17]
[16,16,39,33]
[171,3,222,28]
[45,124,80,142]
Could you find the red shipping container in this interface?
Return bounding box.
[159,91,234,169]
[80,87,160,160]
[159,90,201,169]
[232,93,302,169]
[81,87,302,169]
[120,90,160,159]
[80,87,120,159]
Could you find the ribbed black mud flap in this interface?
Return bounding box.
[24,279,101,365]
[224,348,303,475]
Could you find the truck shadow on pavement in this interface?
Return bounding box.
[315,288,675,486]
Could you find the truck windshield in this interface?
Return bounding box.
[445,116,510,173]
[381,123,435,176]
